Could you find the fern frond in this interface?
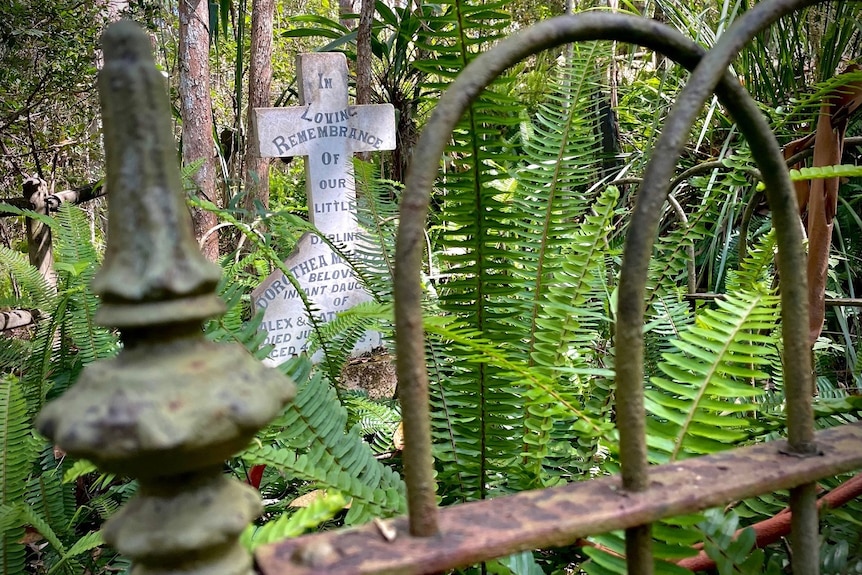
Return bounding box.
[206,285,273,362]
[644,294,695,373]
[425,37,617,497]
[26,466,75,540]
[13,205,118,412]
[423,315,471,503]
[582,530,694,575]
[0,377,30,575]
[241,491,346,550]
[519,185,620,485]
[647,289,780,462]
[650,165,748,297]
[0,336,30,374]
[52,205,117,371]
[417,5,521,502]
[18,502,68,565]
[352,160,400,300]
[752,163,862,192]
[242,371,405,525]
[307,301,392,380]
[343,392,401,454]
[49,530,104,575]
[0,245,54,311]
[725,231,776,292]
[61,459,97,484]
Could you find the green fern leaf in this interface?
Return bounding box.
[754,163,862,191]
[242,370,405,525]
[18,502,68,563]
[343,392,401,454]
[306,301,392,379]
[647,289,780,462]
[61,459,98,484]
[26,465,74,540]
[1,377,30,575]
[0,245,55,312]
[414,0,522,501]
[52,204,117,370]
[47,530,104,575]
[241,491,346,550]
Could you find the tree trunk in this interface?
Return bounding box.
[355,0,375,161]
[243,0,275,214]
[356,0,374,106]
[179,0,219,261]
[23,176,56,287]
[340,0,356,29]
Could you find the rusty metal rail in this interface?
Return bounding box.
[256,422,862,574]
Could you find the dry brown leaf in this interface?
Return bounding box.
[289,489,352,509]
[781,65,862,347]
[392,421,405,451]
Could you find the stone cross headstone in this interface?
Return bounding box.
[251,52,396,365]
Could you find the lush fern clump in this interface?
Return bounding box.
[0,197,407,572]
[0,204,120,574]
[423,38,621,502]
[646,288,780,462]
[1,375,30,574]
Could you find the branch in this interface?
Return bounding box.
[677,473,862,572]
[0,309,34,331]
[0,181,104,217]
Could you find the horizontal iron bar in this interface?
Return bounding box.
[256,422,862,575]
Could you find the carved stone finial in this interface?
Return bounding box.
[92,19,224,328]
[36,20,296,575]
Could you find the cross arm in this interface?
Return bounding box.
[252,104,396,158]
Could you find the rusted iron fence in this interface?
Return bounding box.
[31,1,862,574]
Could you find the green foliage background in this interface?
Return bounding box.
[1,1,862,574]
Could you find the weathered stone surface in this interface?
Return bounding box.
[93,20,224,327]
[103,473,260,557]
[37,337,294,478]
[251,52,396,364]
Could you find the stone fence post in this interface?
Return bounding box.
[36,20,296,575]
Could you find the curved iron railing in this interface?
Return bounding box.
[392,3,824,573]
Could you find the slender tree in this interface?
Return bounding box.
[179,0,219,260]
[356,0,374,107]
[243,0,275,213]
[354,0,375,162]
[340,0,356,29]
